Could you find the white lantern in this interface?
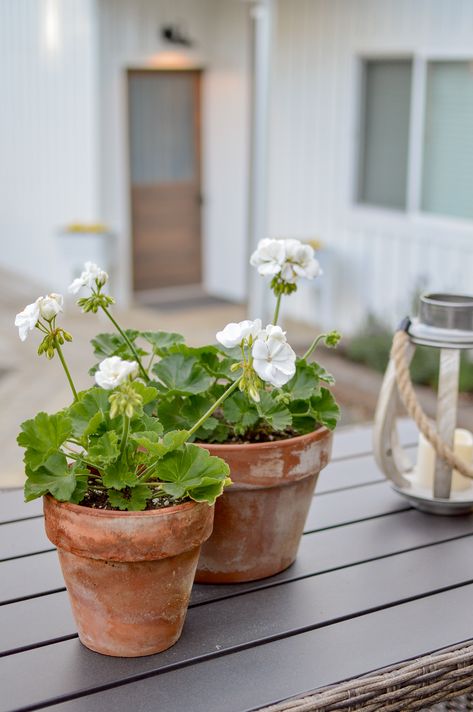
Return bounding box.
[374,293,473,515]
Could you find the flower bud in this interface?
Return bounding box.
[38,293,63,321]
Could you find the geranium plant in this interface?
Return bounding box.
[16,239,340,511]
[15,274,230,511]
[70,239,340,446]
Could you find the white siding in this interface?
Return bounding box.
[0,0,99,293]
[269,0,473,333]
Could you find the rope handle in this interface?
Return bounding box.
[391,330,473,480]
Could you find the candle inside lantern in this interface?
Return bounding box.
[415,429,473,493]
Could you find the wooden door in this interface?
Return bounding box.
[128,70,202,290]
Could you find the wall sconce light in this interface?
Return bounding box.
[160,24,195,48]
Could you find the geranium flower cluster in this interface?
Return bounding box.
[217,319,296,399]
[250,238,321,296]
[14,293,64,341]
[69,262,108,295]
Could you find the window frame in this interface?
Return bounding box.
[352,51,473,228]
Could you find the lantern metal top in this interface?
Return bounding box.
[420,293,473,330]
[408,292,473,349]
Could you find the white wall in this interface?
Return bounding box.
[269,0,473,333]
[0,0,98,294]
[97,0,250,304]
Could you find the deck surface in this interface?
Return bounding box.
[2,420,473,712]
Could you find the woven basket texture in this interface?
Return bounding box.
[256,642,473,712]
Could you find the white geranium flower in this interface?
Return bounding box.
[252,325,296,387]
[14,301,40,341]
[68,261,108,294]
[216,319,262,349]
[280,239,321,283]
[250,239,286,277]
[94,356,139,390]
[37,293,63,321]
[250,237,322,285]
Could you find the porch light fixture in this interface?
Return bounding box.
[160,24,195,48]
[374,293,473,515]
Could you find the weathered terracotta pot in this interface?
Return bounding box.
[43,496,214,657]
[195,427,332,584]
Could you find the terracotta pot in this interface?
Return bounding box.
[43,496,214,657]
[195,427,332,584]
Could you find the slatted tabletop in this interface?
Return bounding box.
[2,419,473,712]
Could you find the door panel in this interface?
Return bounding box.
[128,71,202,290]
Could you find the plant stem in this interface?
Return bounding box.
[120,415,130,460]
[272,293,282,325]
[101,306,149,382]
[186,376,242,441]
[55,340,78,401]
[303,333,327,361]
[140,376,243,483]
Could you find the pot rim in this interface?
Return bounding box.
[197,425,331,452]
[43,494,200,519]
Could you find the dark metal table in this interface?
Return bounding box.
[2,420,473,712]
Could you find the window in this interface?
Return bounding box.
[358,60,412,210]
[422,61,473,220]
[356,57,473,222]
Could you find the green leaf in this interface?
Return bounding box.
[311,361,335,385]
[18,412,73,471]
[91,331,144,358]
[102,460,138,489]
[132,413,163,436]
[88,431,120,465]
[130,381,158,405]
[257,392,292,431]
[141,331,185,354]
[152,353,213,396]
[69,476,89,504]
[162,430,190,451]
[89,331,148,374]
[199,351,239,381]
[158,395,219,438]
[108,485,152,511]
[157,444,230,504]
[68,388,111,438]
[309,388,340,430]
[288,399,310,415]
[24,452,77,502]
[222,391,259,435]
[284,360,322,400]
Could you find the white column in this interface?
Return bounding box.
[247,0,274,321]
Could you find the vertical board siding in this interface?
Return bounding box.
[270,0,473,333]
[0,0,98,293]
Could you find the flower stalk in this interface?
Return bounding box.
[100,306,149,383]
[186,376,242,440]
[55,339,79,401]
[272,293,282,325]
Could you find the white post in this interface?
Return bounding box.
[246,0,273,321]
[433,348,460,499]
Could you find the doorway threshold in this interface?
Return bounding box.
[134,285,238,312]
